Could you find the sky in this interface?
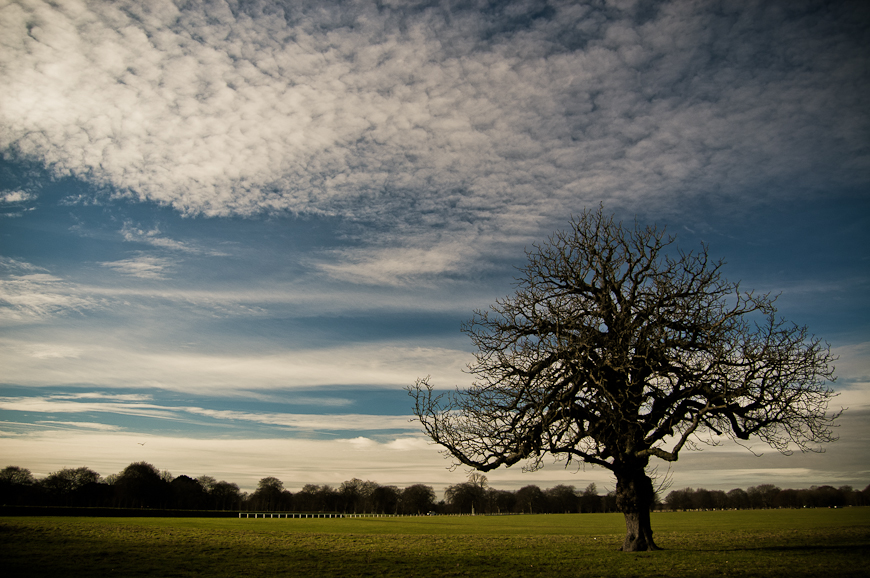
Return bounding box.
[1,0,868,496]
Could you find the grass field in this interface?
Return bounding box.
[2,509,869,577]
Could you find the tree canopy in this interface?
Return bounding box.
[409,207,839,551]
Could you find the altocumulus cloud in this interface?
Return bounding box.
[2,0,868,283]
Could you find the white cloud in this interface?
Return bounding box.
[833,342,870,380]
[0,190,35,203]
[27,345,82,359]
[0,259,81,320]
[0,336,472,392]
[100,254,172,279]
[0,259,104,321]
[120,221,228,256]
[315,244,472,286]
[0,257,47,273]
[0,396,181,421]
[37,421,124,432]
[1,256,488,324]
[0,394,414,433]
[183,407,414,432]
[60,392,154,402]
[831,341,870,410]
[2,1,866,282]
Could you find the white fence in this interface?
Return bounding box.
[239,512,412,519]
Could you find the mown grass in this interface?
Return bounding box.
[2,509,868,577]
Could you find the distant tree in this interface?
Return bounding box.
[693,489,715,510]
[41,467,101,493]
[467,472,488,489]
[258,477,284,492]
[170,475,206,509]
[514,484,545,514]
[371,485,400,514]
[293,484,317,511]
[726,488,750,510]
[292,484,326,512]
[340,478,379,513]
[293,484,340,512]
[210,481,242,510]
[747,484,781,509]
[776,488,803,509]
[0,466,38,505]
[487,488,517,514]
[400,484,436,515]
[708,489,727,510]
[251,477,287,511]
[410,207,839,551]
[839,485,864,507]
[41,467,103,506]
[444,480,486,514]
[579,483,602,513]
[806,485,845,508]
[196,475,217,492]
[664,488,693,511]
[114,462,168,508]
[545,484,579,513]
[0,466,35,485]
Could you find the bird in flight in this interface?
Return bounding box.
[137,442,146,446]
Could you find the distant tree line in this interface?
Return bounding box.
[662,484,870,511]
[439,472,614,514]
[0,463,438,514]
[2,464,868,514]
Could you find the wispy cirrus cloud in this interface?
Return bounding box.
[0,258,104,321]
[120,221,229,256]
[0,254,483,329]
[0,335,471,392]
[183,407,413,432]
[100,254,173,279]
[0,395,183,421]
[37,421,124,432]
[0,394,415,433]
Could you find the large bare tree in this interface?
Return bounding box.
[409,207,838,551]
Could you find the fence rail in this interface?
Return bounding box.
[238,512,527,518]
[238,512,422,518]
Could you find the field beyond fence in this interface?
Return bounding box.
[2,508,869,577]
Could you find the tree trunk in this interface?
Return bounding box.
[615,465,660,552]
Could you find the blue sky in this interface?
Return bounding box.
[1,0,868,494]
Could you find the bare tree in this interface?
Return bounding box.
[409,207,838,551]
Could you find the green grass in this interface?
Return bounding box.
[2,509,868,577]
